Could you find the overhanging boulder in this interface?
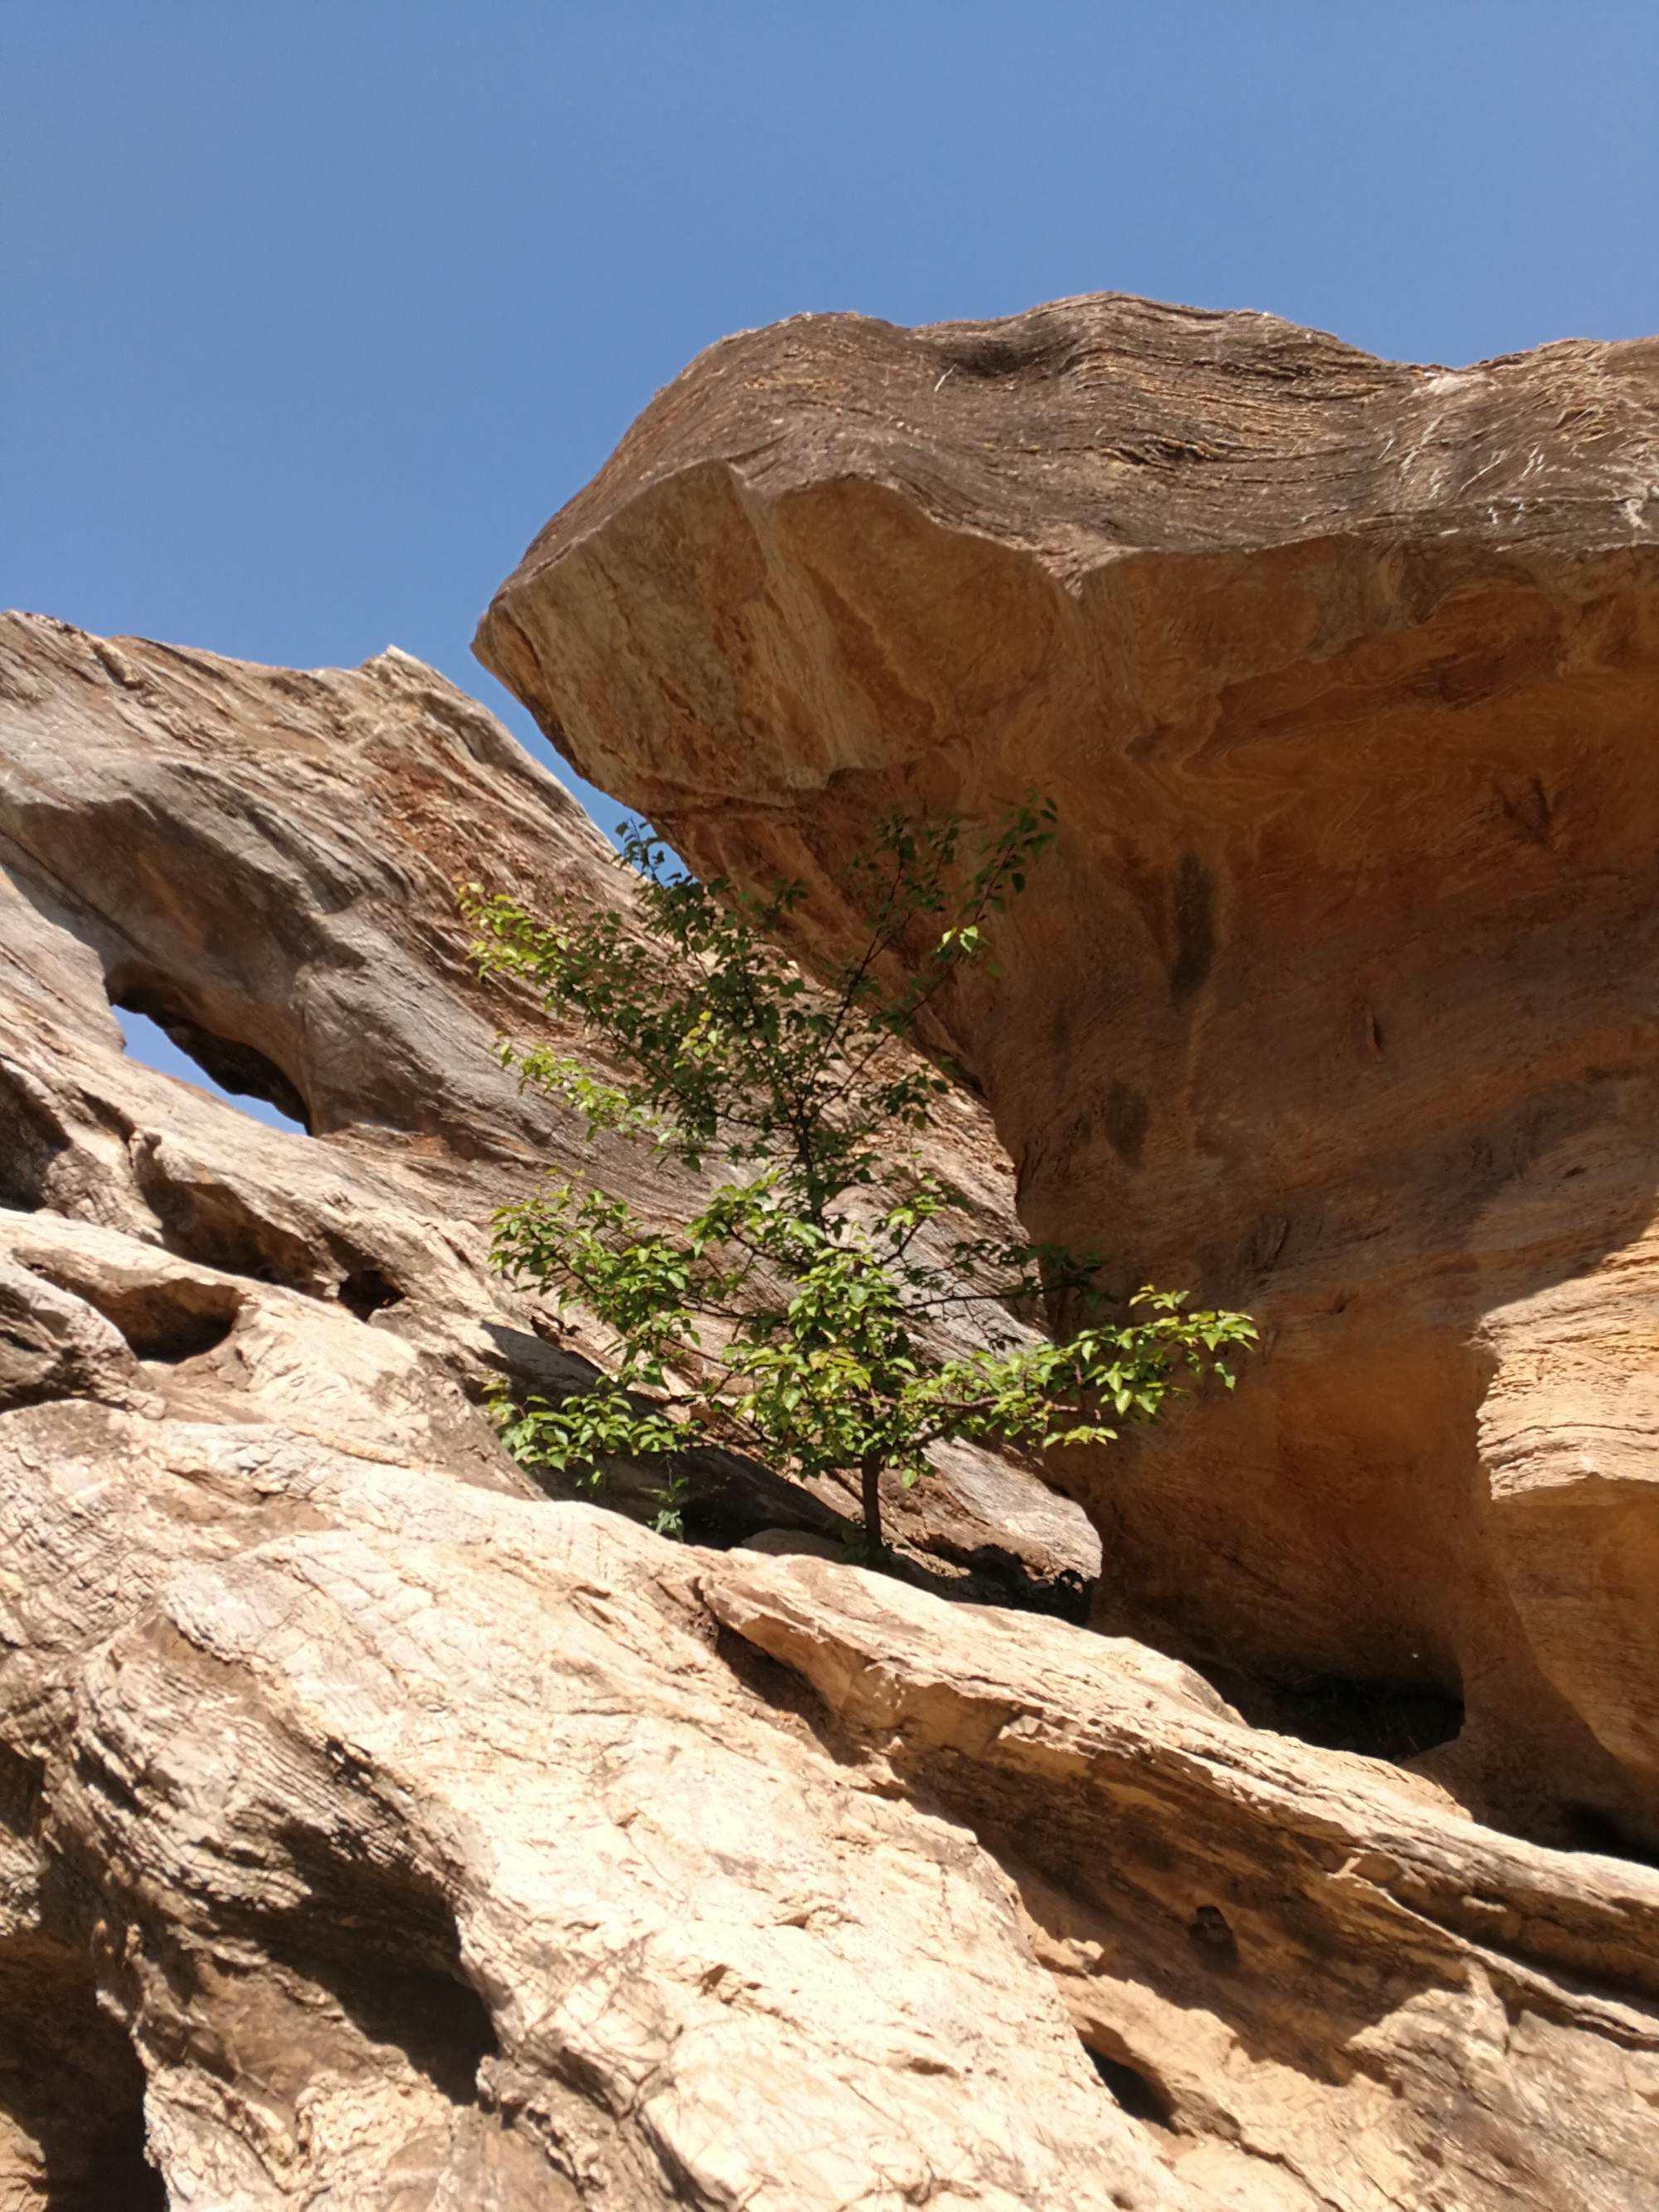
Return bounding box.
[479,293,1659,1845]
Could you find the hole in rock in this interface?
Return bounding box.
[285,1952,500,2107]
[0,1941,167,2210]
[80,2057,167,2212]
[111,990,311,1135]
[101,1279,241,1364]
[1559,1801,1659,1868]
[338,1266,405,1322]
[262,1838,499,2106]
[1187,1903,1238,1963]
[1226,1670,1466,1765]
[0,1743,45,1840]
[1086,2046,1177,2130]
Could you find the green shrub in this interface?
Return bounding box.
[464,801,1252,1552]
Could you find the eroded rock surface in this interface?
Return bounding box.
[6,1395,1659,2207]
[479,293,1659,1849]
[3,609,1656,2205]
[0,611,1092,1603]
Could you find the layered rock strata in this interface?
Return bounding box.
[0,612,1091,1603]
[7,1406,1659,2209]
[478,293,1659,1848]
[2,610,1657,2204]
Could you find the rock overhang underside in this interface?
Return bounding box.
[478,289,1659,1862]
[1,289,1657,2207]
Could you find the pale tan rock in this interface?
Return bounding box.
[0,610,1098,1607]
[478,292,1659,1847]
[0,1405,1176,2210]
[2,1372,1657,2205]
[705,1549,1659,2210]
[4,606,1656,2206]
[0,1208,506,1480]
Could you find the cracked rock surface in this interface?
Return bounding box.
[6,1373,1659,2205]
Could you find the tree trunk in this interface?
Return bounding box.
[858,1451,886,1557]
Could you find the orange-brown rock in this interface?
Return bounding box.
[7,610,1659,2206]
[478,294,1659,1847]
[0,612,1093,1605]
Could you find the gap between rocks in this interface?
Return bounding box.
[110,984,311,1136]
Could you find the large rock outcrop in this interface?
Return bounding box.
[3,610,1658,2205]
[478,293,1659,1850]
[10,1403,1659,2210]
[0,612,1091,1604]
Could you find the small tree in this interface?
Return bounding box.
[464,802,1253,1553]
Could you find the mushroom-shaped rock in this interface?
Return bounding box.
[478,293,1659,1845]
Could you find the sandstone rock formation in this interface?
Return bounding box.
[0,612,1091,1607]
[3,610,1659,2204]
[11,1405,1659,2212]
[478,293,1659,1852]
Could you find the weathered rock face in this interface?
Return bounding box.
[12,1404,1659,2212]
[0,612,1092,1604]
[3,610,1658,2205]
[478,293,1659,1850]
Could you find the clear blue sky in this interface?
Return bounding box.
[6,2,1657,1122]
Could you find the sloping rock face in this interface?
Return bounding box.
[0,612,1091,1602]
[9,1414,1659,2212]
[478,294,1659,1850]
[2,613,1658,2205]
